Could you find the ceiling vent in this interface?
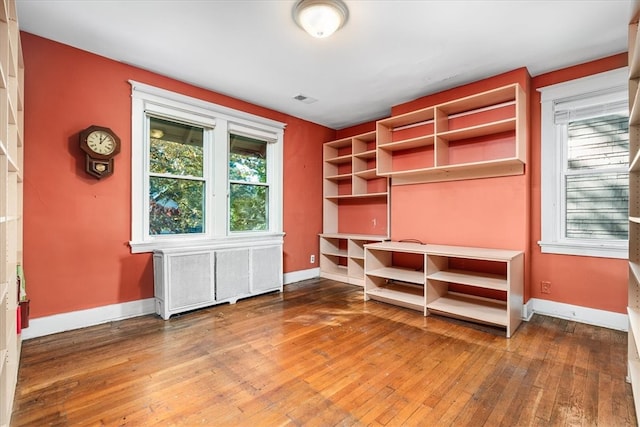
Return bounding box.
[293,94,318,104]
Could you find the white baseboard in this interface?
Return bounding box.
[524,298,628,332]
[21,298,156,340]
[283,267,320,285]
[22,273,627,340]
[22,268,321,340]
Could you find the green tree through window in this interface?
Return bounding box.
[229,134,268,231]
[148,117,205,235]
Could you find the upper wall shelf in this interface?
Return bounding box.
[376,83,527,185]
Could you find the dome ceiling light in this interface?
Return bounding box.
[293,0,349,39]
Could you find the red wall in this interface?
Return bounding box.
[529,53,628,313]
[22,32,333,318]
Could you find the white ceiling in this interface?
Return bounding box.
[15,0,633,130]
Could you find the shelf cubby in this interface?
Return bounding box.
[320,233,387,286]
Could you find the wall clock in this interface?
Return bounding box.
[79,125,121,179]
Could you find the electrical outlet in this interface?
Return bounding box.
[310,254,315,263]
[541,281,551,294]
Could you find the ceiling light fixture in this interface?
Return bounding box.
[293,0,349,39]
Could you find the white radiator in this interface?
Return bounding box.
[153,240,283,319]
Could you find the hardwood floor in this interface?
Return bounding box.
[11,278,637,426]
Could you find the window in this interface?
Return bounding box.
[149,117,206,235]
[229,134,269,232]
[539,68,629,259]
[129,81,285,253]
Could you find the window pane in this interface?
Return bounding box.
[150,117,204,176]
[565,172,628,240]
[229,134,266,183]
[149,176,204,235]
[567,114,628,171]
[229,183,268,231]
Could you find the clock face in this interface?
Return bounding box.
[86,130,116,155]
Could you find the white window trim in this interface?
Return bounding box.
[538,67,628,259]
[129,81,285,253]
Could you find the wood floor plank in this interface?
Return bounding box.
[10,278,637,426]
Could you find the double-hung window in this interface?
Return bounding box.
[148,116,207,236]
[539,68,629,259]
[229,133,269,232]
[129,81,285,253]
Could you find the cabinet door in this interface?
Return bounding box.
[251,245,282,292]
[216,249,250,301]
[167,252,215,311]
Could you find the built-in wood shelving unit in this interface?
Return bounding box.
[0,0,24,424]
[629,1,640,420]
[364,242,524,338]
[376,83,527,185]
[320,131,390,285]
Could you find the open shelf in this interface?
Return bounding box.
[324,192,387,200]
[325,173,352,182]
[366,266,424,285]
[322,248,347,258]
[427,292,508,326]
[354,149,376,159]
[354,168,377,180]
[631,146,640,172]
[366,283,425,312]
[0,348,6,373]
[387,157,525,185]
[630,358,640,417]
[629,307,640,355]
[378,134,435,151]
[631,261,640,286]
[325,154,352,165]
[437,118,515,142]
[427,269,508,291]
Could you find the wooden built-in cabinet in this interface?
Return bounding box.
[0,0,23,424]
[364,242,524,338]
[376,83,527,185]
[628,0,640,418]
[320,131,389,285]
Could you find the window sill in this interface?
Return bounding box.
[130,232,286,254]
[538,240,628,259]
